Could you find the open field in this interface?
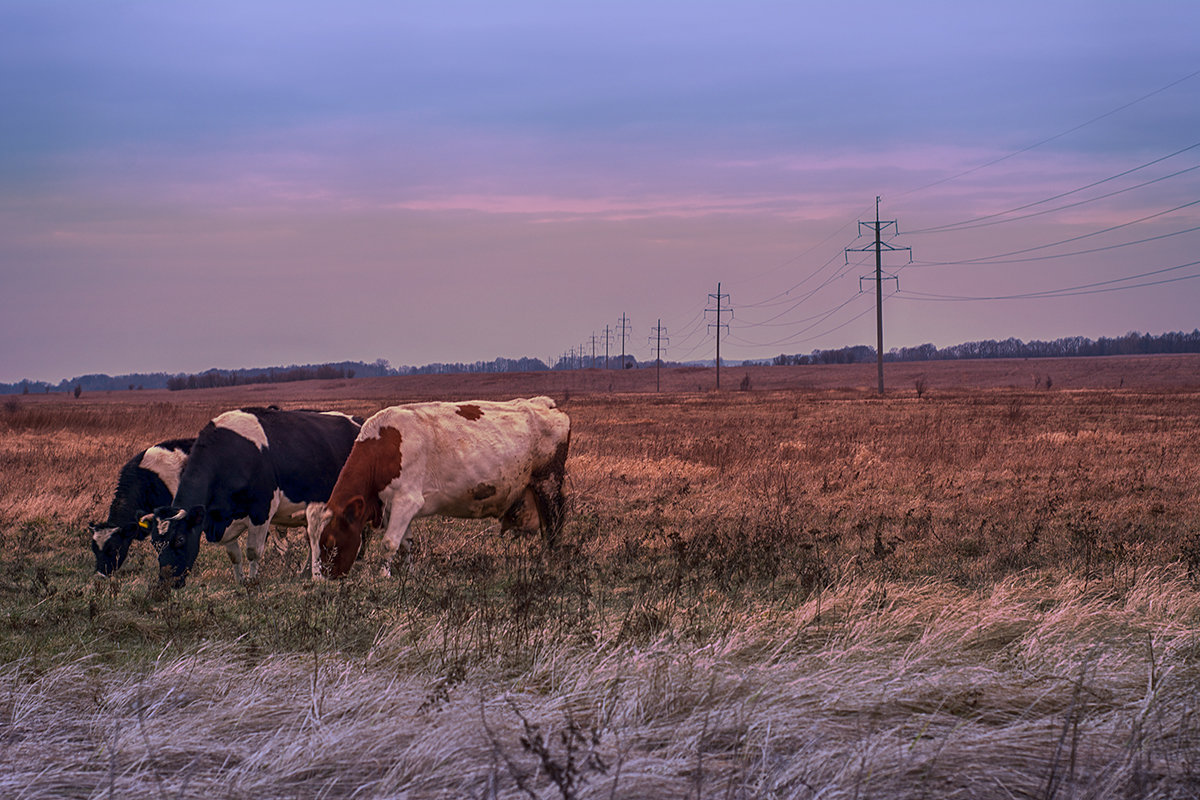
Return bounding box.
[2,355,1200,798]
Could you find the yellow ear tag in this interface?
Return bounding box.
[139,519,151,529]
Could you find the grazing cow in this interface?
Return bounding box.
[153,407,361,589]
[316,396,570,579]
[90,438,194,577]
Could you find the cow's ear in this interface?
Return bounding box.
[185,505,206,528]
[342,496,365,524]
[137,512,155,531]
[154,505,185,520]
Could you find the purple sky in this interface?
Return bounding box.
[2,1,1199,383]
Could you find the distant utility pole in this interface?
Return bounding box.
[602,325,614,370]
[705,282,732,389]
[616,313,632,370]
[648,319,669,392]
[589,333,599,369]
[846,196,911,395]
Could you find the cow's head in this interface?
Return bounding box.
[152,505,206,589]
[89,513,154,577]
[88,515,157,578]
[317,495,369,579]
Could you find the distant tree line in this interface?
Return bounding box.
[551,354,643,370]
[1,372,175,396]
[163,360,392,391]
[0,359,392,395]
[0,356,555,394]
[405,357,549,375]
[6,330,1199,394]
[772,330,1200,366]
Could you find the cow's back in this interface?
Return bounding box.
[171,417,269,516]
[366,398,565,473]
[106,438,193,527]
[256,409,361,503]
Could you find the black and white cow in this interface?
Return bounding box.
[90,438,194,577]
[152,407,361,589]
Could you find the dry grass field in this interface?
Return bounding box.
[2,355,1200,798]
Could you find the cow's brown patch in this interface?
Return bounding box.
[456,404,484,421]
[472,483,497,501]
[321,425,404,577]
[331,426,404,510]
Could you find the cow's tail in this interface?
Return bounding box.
[532,431,570,548]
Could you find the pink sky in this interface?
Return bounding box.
[2,1,1198,382]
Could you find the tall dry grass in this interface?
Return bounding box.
[3,568,1199,798]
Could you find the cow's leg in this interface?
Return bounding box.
[243,522,272,582]
[243,494,280,582]
[379,493,422,578]
[304,502,328,581]
[219,519,251,584]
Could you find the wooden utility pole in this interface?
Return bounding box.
[846,197,910,395]
[649,319,669,392]
[616,313,631,370]
[706,282,732,389]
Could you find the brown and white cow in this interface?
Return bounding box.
[315,396,570,578]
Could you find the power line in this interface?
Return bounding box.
[894,258,1200,302]
[907,139,1200,235]
[733,202,875,302]
[909,164,1200,236]
[735,252,869,327]
[914,199,1200,266]
[726,291,868,348]
[898,66,1200,199]
[907,223,1200,267]
[669,309,707,343]
[728,293,885,350]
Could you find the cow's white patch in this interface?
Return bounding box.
[357,419,385,440]
[139,445,188,495]
[92,526,118,548]
[321,411,358,425]
[270,488,307,527]
[214,410,268,450]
